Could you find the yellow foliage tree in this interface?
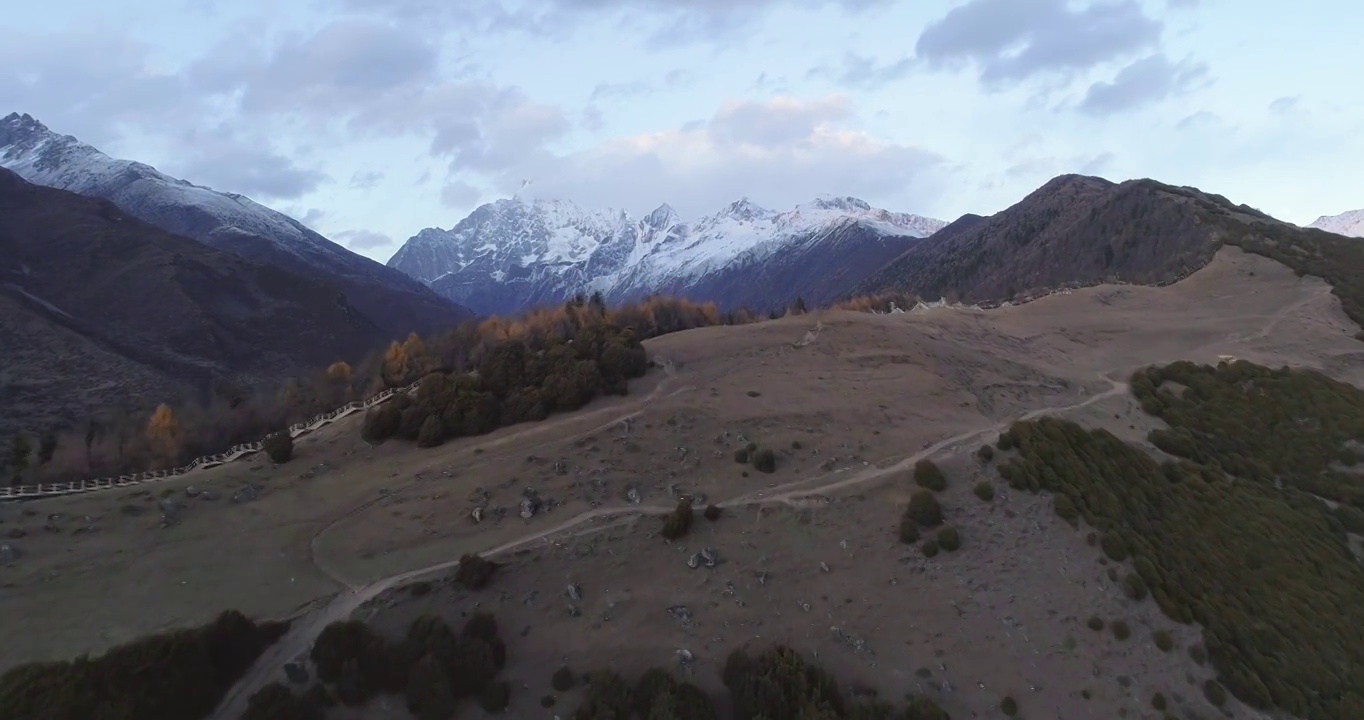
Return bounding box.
[146,403,184,466]
[325,361,352,384]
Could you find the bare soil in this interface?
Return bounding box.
[2,247,1360,720]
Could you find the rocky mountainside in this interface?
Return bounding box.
[0,113,472,336]
[388,195,946,315]
[1309,208,1364,238]
[854,174,1280,303]
[0,167,385,438]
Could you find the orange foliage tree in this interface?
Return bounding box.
[145,403,184,467]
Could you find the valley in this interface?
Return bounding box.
[3,246,1361,720]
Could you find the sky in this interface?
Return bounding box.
[5,0,1361,262]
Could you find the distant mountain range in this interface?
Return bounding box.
[387,195,947,315]
[1309,209,1364,238]
[0,113,473,337]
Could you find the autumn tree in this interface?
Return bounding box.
[146,404,185,467]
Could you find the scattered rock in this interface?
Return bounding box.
[567,604,582,618]
[231,485,262,504]
[625,486,641,504]
[199,490,221,502]
[471,507,484,523]
[0,543,20,563]
[676,649,695,666]
[667,605,693,625]
[566,584,583,602]
[184,486,201,498]
[5,528,26,539]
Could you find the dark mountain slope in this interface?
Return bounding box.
[0,112,473,337]
[855,175,1238,302]
[0,168,385,436]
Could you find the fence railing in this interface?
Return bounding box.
[0,379,424,502]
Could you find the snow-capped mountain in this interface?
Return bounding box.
[388,195,947,314]
[0,112,471,337]
[1309,209,1364,238]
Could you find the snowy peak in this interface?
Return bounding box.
[389,193,948,315]
[1309,209,1364,238]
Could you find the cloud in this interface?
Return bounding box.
[1268,95,1300,114]
[588,69,693,102]
[914,0,1164,88]
[1078,54,1209,116]
[504,95,948,217]
[159,125,327,200]
[440,180,482,209]
[1175,110,1221,131]
[808,52,914,88]
[337,0,894,45]
[333,229,395,251]
[349,170,385,189]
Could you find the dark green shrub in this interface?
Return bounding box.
[416,415,445,448]
[661,499,694,540]
[1151,692,1167,710]
[263,431,294,464]
[1100,533,1128,562]
[1189,644,1207,665]
[913,459,947,491]
[361,403,401,441]
[996,432,1015,451]
[898,515,920,544]
[553,665,577,692]
[976,444,994,462]
[455,553,498,590]
[973,481,995,501]
[726,645,844,720]
[1122,572,1148,601]
[734,448,750,463]
[704,504,721,521]
[1054,494,1079,526]
[1153,630,1174,652]
[407,580,433,597]
[479,680,511,713]
[1111,620,1131,640]
[921,540,940,557]
[752,448,777,473]
[1203,679,1227,707]
[243,682,325,720]
[1086,616,1104,631]
[406,653,457,720]
[905,490,943,527]
[573,670,633,720]
[936,526,961,552]
[1000,695,1019,716]
[541,694,557,708]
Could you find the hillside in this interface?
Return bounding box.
[389,195,945,314]
[0,168,384,438]
[0,113,473,336]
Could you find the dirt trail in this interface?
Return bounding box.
[207,370,1131,720]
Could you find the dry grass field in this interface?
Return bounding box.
[3,247,1361,720]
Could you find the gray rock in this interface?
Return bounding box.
[184,486,201,498]
[566,584,583,602]
[0,543,20,562]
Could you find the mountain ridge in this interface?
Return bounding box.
[388,194,947,314]
[0,112,474,337]
[1309,208,1364,238]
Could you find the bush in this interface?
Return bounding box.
[936,526,961,552]
[478,680,511,713]
[734,448,750,464]
[243,682,325,720]
[898,515,920,544]
[996,432,1015,451]
[361,404,401,442]
[1122,572,1148,601]
[976,444,994,462]
[1203,679,1227,707]
[905,490,944,527]
[704,504,721,521]
[262,431,294,464]
[416,415,445,448]
[1086,616,1104,631]
[455,553,498,590]
[1153,630,1174,652]
[973,481,995,501]
[1152,692,1167,710]
[921,539,940,557]
[661,499,695,540]
[553,665,577,692]
[913,458,947,491]
[752,448,777,473]
[0,610,289,720]
[573,670,634,720]
[1111,620,1131,640]
[1000,695,1019,716]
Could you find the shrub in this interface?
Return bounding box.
[1153,630,1174,652]
[936,526,961,552]
[898,515,920,544]
[913,459,947,491]
[1189,644,1207,665]
[973,481,995,501]
[1086,616,1104,631]
[416,415,445,448]
[361,404,401,441]
[553,665,577,692]
[752,448,777,473]
[1000,695,1019,716]
[905,490,944,527]
[573,670,634,720]
[478,680,511,713]
[1203,679,1227,707]
[661,499,695,540]
[734,448,750,464]
[243,682,325,720]
[1111,620,1131,640]
[1151,692,1167,710]
[704,504,722,521]
[455,553,498,590]
[976,444,994,462]
[0,610,289,720]
[921,540,940,557]
[262,431,294,464]
[1122,572,1148,601]
[996,431,1015,451]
